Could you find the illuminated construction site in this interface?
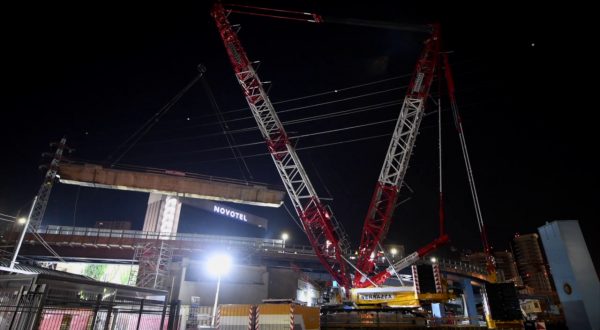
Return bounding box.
[1,3,597,330]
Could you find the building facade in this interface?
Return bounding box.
[512,233,553,293]
[143,193,182,236]
[494,251,521,285]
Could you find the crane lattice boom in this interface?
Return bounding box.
[354,25,443,286]
[211,3,351,289]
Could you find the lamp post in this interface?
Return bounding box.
[207,253,232,328]
[10,196,37,269]
[281,232,289,249]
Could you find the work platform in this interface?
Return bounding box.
[57,162,285,207]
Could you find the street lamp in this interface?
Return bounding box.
[430,256,437,263]
[206,253,232,327]
[281,232,289,248]
[390,247,398,259]
[10,196,37,269]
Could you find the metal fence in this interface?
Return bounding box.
[0,274,171,330]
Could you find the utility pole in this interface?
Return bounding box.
[10,196,37,269]
[29,137,70,228]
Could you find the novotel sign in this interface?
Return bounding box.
[213,205,248,222]
[186,199,269,229]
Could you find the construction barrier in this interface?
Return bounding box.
[255,303,319,330]
[211,303,319,330]
[218,304,254,330]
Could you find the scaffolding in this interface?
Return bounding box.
[135,241,172,290]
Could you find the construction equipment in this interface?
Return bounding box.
[211,3,492,292]
[212,3,352,290]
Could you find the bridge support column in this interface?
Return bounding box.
[461,279,478,325]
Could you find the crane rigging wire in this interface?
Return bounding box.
[105,70,205,166]
[138,99,404,147]
[199,66,254,180]
[156,73,413,123]
[133,100,478,160]
[163,85,408,132]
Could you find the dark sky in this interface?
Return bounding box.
[1,2,596,267]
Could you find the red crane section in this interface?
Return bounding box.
[354,25,445,286]
[211,3,351,289]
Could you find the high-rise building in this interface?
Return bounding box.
[494,251,521,284]
[466,251,521,284]
[538,220,599,330]
[465,252,488,272]
[512,233,553,293]
[143,193,181,237]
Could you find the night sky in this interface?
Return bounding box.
[2,2,596,267]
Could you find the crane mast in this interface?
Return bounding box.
[354,25,447,287]
[211,3,351,289]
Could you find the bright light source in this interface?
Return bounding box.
[281,233,289,241]
[206,253,232,277]
[390,248,398,256]
[17,217,27,225]
[430,257,437,263]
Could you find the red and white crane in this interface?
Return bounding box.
[211,3,352,289]
[353,23,449,288]
[211,3,493,289]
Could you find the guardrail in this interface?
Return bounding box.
[29,226,489,275]
[437,259,487,276]
[31,225,319,256]
[38,225,280,245]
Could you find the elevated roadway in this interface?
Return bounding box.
[2,225,492,282]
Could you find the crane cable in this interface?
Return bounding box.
[29,229,65,262]
[437,69,445,238]
[139,99,404,146]
[443,54,494,275]
[199,65,254,180]
[105,69,205,166]
[169,86,408,131]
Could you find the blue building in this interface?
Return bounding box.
[538,220,599,330]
